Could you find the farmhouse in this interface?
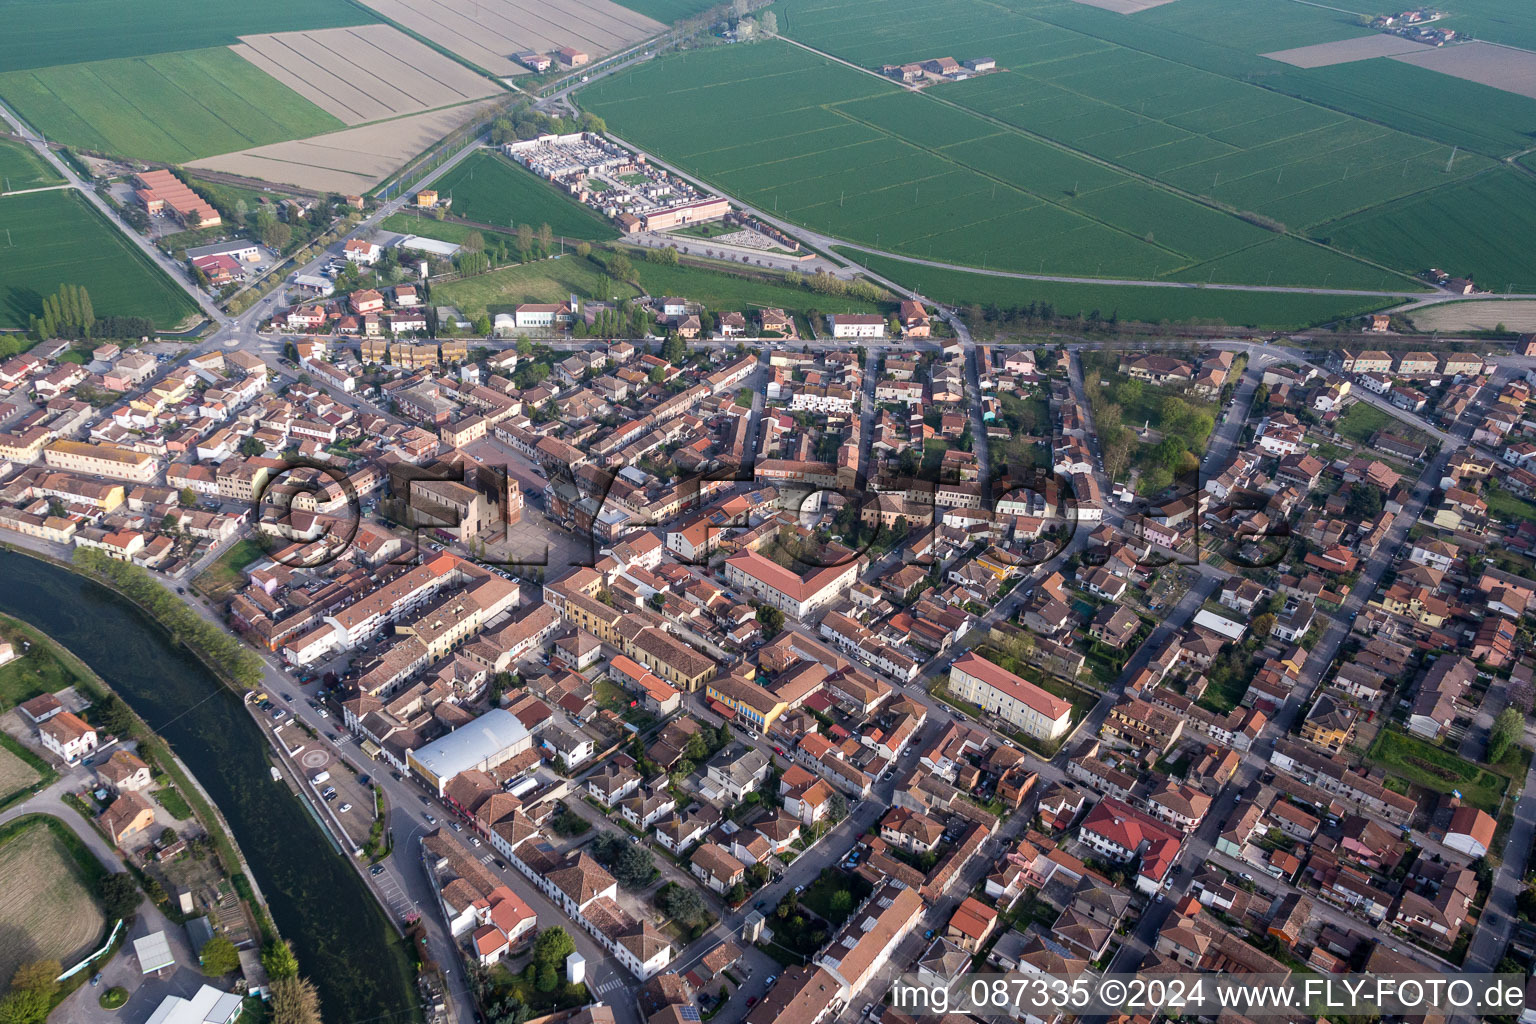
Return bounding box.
[38,709,98,762]
[558,47,590,66]
[516,51,553,72]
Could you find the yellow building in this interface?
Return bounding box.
[705,673,786,734]
[42,441,158,483]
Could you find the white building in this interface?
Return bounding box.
[947,652,1072,742]
[826,314,886,339]
[39,710,98,763]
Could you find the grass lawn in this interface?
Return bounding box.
[1486,487,1536,525]
[633,260,886,315]
[192,538,268,601]
[0,189,200,330]
[0,614,101,710]
[0,137,63,191]
[0,735,46,809]
[1197,673,1250,715]
[0,0,376,71]
[1334,401,1395,444]
[152,786,194,820]
[0,47,345,163]
[434,255,641,318]
[1366,727,1509,813]
[428,151,616,241]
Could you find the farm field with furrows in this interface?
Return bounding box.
[348,0,666,77]
[746,0,1536,288]
[186,101,497,196]
[580,40,1409,288]
[0,47,345,165]
[0,190,200,330]
[428,150,619,241]
[0,819,107,990]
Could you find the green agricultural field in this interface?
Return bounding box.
[0,47,344,164]
[0,138,62,192]
[612,0,716,23]
[842,250,1393,330]
[428,151,618,242]
[433,254,640,318]
[1327,168,1536,292]
[0,190,200,330]
[582,40,1413,289]
[0,0,376,71]
[633,260,885,315]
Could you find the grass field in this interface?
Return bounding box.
[633,259,885,314]
[1367,727,1509,813]
[0,47,345,164]
[0,613,102,710]
[581,40,1413,288]
[0,818,108,991]
[843,250,1391,330]
[152,786,194,820]
[434,254,641,318]
[0,190,200,330]
[0,0,377,71]
[427,151,618,241]
[0,138,62,192]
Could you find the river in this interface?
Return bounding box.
[0,549,417,1024]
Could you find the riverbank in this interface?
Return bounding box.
[0,609,281,947]
[0,546,420,1023]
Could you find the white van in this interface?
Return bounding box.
[311,771,330,785]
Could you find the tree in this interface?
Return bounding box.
[827,792,848,823]
[1489,705,1524,764]
[473,314,492,337]
[463,230,485,253]
[537,964,559,992]
[7,962,59,999]
[1345,484,1384,520]
[262,940,300,980]
[200,935,241,976]
[1250,613,1276,640]
[539,223,553,250]
[0,989,49,1024]
[576,242,592,259]
[269,976,322,1024]
[829,890,853,915]
[684,731,709,762]
[92,693,136,737]
[757,604,785,638]
[761,10,777,34]
[238,436,265,457]
[659,882,707,926]
[179,487,198,507]
[95,872,142,918]
[533,926,575,970]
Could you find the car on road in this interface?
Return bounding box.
[1155,893,1164,903]
[451,822,463,832]
[90,974,101,987]
[793,885,804,895]
[745,998,757,1009]
[1239,872,1254,881]
[471,837,481,847]
[863,1004,874,1017]
[923,929,935,941]
[424,814,437,825]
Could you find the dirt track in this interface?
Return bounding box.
[231,25,502,126]
[352,0,665,77]
[186,100,497,193]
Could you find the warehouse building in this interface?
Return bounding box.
[407,709,533,795]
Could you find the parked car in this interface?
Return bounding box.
[424,814,437,825]
[338,803,352,813]
[370,865,386,876]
